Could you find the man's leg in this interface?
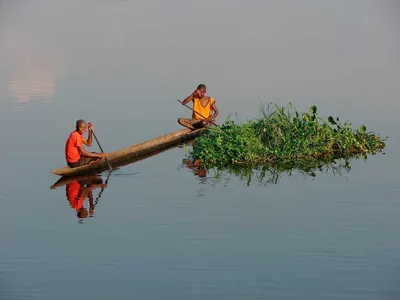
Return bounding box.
[178,118,196,130]
[68,154,100,168]
[80,153,100,166]
[68,160,81,168]
[192,119,207,129]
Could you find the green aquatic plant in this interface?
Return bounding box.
[188,103,386,168]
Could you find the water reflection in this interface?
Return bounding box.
[4,36,63,107]
[182,157,356,187]
[0,2,65,107]
[51,173,110,221]
[183,159,208,178]
[8,70,57,104]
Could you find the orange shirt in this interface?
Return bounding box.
[192,97,215,120]
[65,131,83,163]
[66,181,85,212]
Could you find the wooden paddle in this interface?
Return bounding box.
[91,129,113,171]
[92,171,111,210]
[177,99,218,126]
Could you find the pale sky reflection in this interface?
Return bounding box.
[0,1,66,106]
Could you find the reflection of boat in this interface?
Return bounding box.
[51,173,106,189]
[50,128,202,177]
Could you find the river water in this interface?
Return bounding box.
[0,0,400,299]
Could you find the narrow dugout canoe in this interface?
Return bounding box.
[50,128,203,177]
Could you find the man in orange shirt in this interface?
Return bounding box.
[65,120,107,168]
[178,84,219,130]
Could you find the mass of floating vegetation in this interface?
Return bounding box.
[188,104,386,168]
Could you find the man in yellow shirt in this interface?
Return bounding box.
[178,84,219,130]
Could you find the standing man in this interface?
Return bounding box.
[65,120,107,168]
[178,84,219,130]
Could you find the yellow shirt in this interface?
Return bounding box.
[192,97,215,120]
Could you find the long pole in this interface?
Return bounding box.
[91,129,113,171]
[93,171,112,210]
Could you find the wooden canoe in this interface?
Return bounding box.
[51,128,203,177]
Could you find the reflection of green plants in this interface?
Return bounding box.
[207,157,354,186]
[189,104,386,168]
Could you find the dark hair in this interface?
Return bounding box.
[197,84,206,90]
[76,119,86,130]
[77,207,88,218]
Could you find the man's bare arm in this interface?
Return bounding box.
[78,145,106,158]
[208,102,219,121]
[82,123,93,146]
[82,131,92,146]
[182,89,199,105]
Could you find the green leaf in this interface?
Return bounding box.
[328,116,337,125]
[310,105,317,114]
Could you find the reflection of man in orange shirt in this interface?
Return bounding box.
[183,159,207,178]
[66,177,107,218]
[65,120,107,168]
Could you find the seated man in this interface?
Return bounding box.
[178,84,219,130]
[65,119,107,168]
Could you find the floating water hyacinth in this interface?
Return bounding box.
[187,104,386,168]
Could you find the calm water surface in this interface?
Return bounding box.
[1,0,400,299]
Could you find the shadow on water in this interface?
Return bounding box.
[181,156,360,187]
[49,135,195,221]
[49,140,183,221]
[51,173,111,222]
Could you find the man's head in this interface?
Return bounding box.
[75,119,87,135]
[77,207,88,218]
[196,84,207,98]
